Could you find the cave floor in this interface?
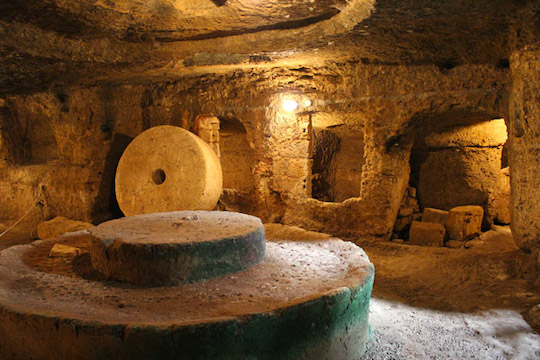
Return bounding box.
[356,231,540,359]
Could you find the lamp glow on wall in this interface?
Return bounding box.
[282,99,299,112]
[281,98,312,112]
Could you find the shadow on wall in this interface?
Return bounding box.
[91,133,133,221]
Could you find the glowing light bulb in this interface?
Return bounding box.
[304,99,312,107]
[282,99,298,112]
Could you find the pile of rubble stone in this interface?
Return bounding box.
[391,186,508,249]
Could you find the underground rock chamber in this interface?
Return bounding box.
[0,211,374,360]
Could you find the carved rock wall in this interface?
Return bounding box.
[509,45,540,274]
[0,61,509,240]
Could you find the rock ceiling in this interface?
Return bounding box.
[0,0,537,94]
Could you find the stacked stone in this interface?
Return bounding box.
[392,186,421,241]
[408,206,484,248]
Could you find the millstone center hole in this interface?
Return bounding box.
[152,169,166,185]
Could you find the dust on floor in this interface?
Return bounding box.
[357,230,540,359]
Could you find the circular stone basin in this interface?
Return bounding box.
[0,225,374,360]
[89,211,266,286]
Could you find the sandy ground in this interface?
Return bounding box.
[357,230,540,359]
[1,221,539,359]
[366,299,540,359]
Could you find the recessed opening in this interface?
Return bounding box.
[219,117,255,192]
[152,169,166,185]
[311,118,365,202]
[408,116,509,229]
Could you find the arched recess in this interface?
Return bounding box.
[392,111,510,240]
[217,116,256,211]
[409,113,510,225]
[310,113,365,202]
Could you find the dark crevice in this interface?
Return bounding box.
[0,0,106,39]
[210,0,227,6]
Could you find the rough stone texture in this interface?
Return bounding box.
[115,125,223,216]
[311,128,341,202]
[193,115,220,157]
[37,216,93,239]
[0,60,509,240]
[415,119,508,225]
[0,0,538,286]
[408,221,446,247]
[509,44,540,279]
[493,167,511,224]
[90,211,266,286]
[392,187,421,240]
[445,240,463,249]
[424,119,507,148]
[422,208,449,225]
[491,224,512,236]
[0,0,524,95]
[464,239,487,249]
[311,126,365,202]
[48,243,81,258]
[0,164,104,227]
[330,129,365,202]
[0,226,374,360]
[219,118,255,192]
[446,206,484,241]
[525,304,540,333]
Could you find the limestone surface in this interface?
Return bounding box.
[510,45,540,276]
[48,243,81,258]
[37,216,93,239]
[115,125,223,216]
[422,208,449,225]
[409,221,446,247]
[493,167,511,224]
[446,206,484,241]
[90,211,265,286]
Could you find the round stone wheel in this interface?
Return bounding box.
[89,211,266,286]
[115,125,222,217]
[0,227,374,360]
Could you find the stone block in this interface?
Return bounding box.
[464,239,486,249]
[417,148,501,216]
[445,240,463,249]
[445,206,484,241]
[60,229,92,245]
[48,244,81,258]
[408,221,446,247]
[491,224,512,235]
[38,217,93,239]
[422,208,449,225]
